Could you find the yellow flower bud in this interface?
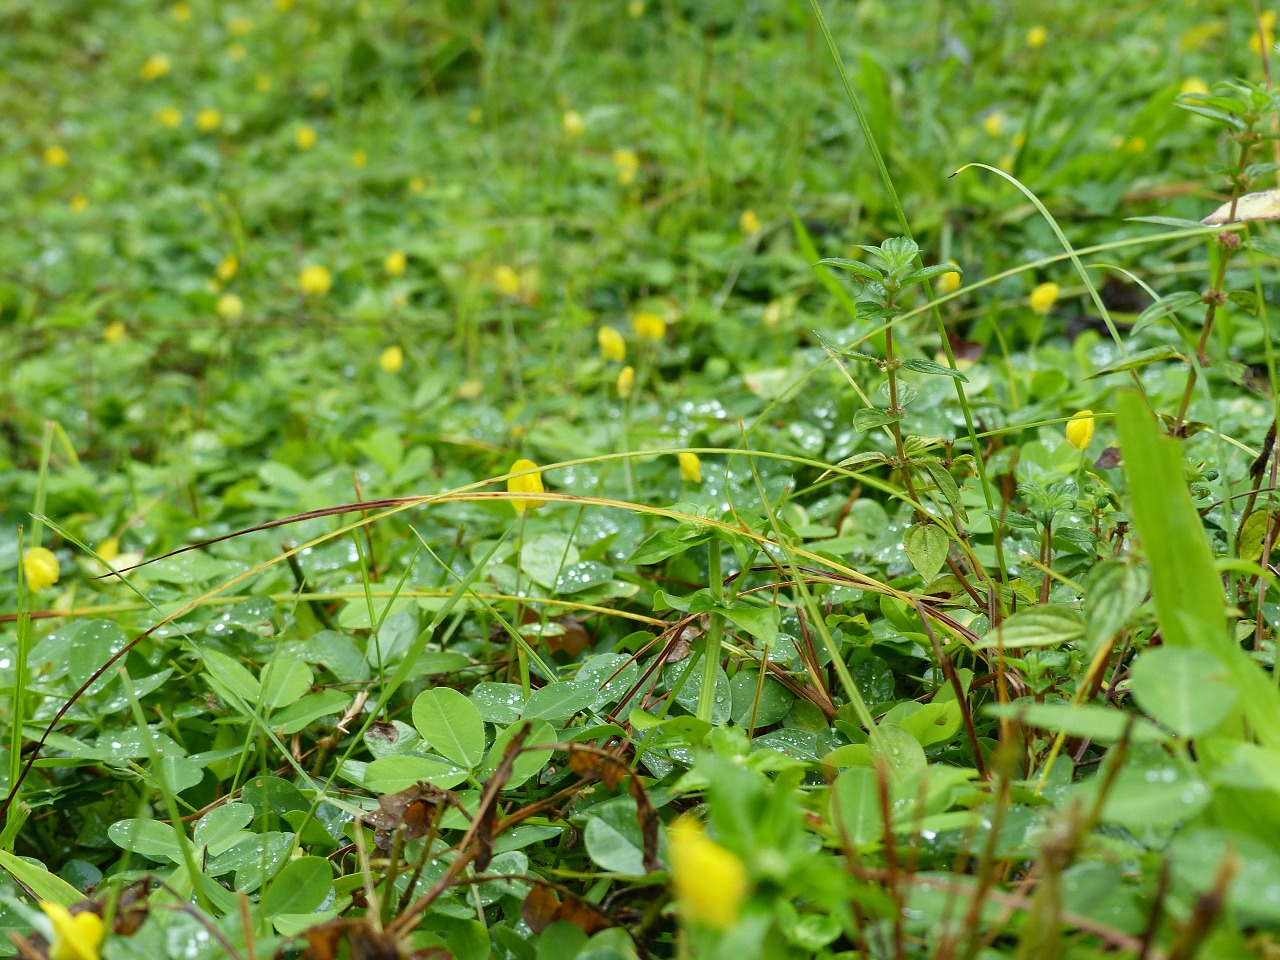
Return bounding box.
[562,110,585,137]
[69,195,89,214]
[139,53,171,81]
[408,176,426,194]
[228,16,252,34]
[350,148,368,169]
[254,74,272,92]
[1180,77,1209,97]
[156,106,183,129]
[295,125,317,149]
[1026,25,1047,48]
[299,264,332,295]
[493,265,521,297]
[633,311,666,342]
[379,345,404,374]
[616,365,635,398]
[668,817,748,931]
[195,108,221,132]
[385,250,407,276]
[1029,281,1060,314]
[507,459,545,514]
[613,148,639,185]
[983,112,1004,136]
[227,43,246,61]
[39,902,102,960]
[103,321,126,343]
[23,548,60,593]
[1066,410,1095,452]
[44,145,69,168]
[466,106,483,125]
[216,255,238,281]
[217,293,244,320]
[597,326,627,363]
[171,3,191,21]
[739,209,761,235]
[678,452,702,484]
[937,261,961,294]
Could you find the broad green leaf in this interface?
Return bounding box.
[107,818,185,863]
[1083,560,1148,652]
[482,720,557,789]
[523,681,596,721]
[903,522,948,582]
[364,755,468,792]
[986,702,1168,744]
[1129,647,1236,738]
[202,649,260,703]
[1117,390,1280,747]
[830,766,882,848]
[260,856,333,916]
[412,687,486,767]
[900,357,968,381]
[583,799,651,875]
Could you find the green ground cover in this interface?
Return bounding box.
[4,1,1280,957]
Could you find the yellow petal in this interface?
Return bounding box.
[23,548,60,592]
[668,818,748,931]
[507,459,545,514]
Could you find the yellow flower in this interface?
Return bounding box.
[69,195,88,214]
[1066,410,1095,452]
[1180,77,1209,97]
[409,176,426,194]
[1026,25,1047,48]
[562,110,585,137]
[937,261,961,295]
[678,452,702,484]
[299,264,332,296]
[668,817,748,931]
[493,265,521,297]
[598,326,627,363]
[351,148,368,169]
[103,321,126,343]
[216,255,239,281]
[997,153,1014,173]
[228,16,252,34]
[633,311,666,342]
[385,250,406,276]
[217,293,244,320]
[1029,281,1060,314]
[295,125,317,149]
[379,345,404,374]
[254,74,272,92]
[617,365,635,398]
[1011,131,1026,150]
[739,209,761,235]
[1124,136,1146,153]
[983,112,1004,136]
[156,106,183,129]
[195,108,221,132]
[613,148,639,185]
[23,548,60,593]
[39,903,102,960]
[171,3,192,21]
[467,106,484,125]
[507,459,546,514]
[227,43,246,61]
[139,53,171,82]
[44,145,69,168]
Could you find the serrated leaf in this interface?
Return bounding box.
[921,462,969,523]
[836,451,891,470]
[902,263,961,286]
[1131,291,1201,335]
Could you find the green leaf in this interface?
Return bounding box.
[1131,291,1201,334]
[107,818,185,863]
[520,533,580,589]
[853,408,900,433]
[482,720,557,789]
[202,649,260,703]
[829,766,882,848]
[903,523,949,582]
[975,605,1085,649]
[720,601,780,645]
[985,702,1168,743]
[835,451,891,470]
[901,263,961,287]
[921,462,969,523]
[900,357,969,381]
[363,755,468,792]
[1129,647,1237,738]
[260,659,313,710]
[814,257,881,281]
[261,856,333,916]
[1117,389,1280,748]
[412,687,486,767]
[0,851,82,907]
[583,799,652,875]
[1083,561,1148,652]
[523,681,596,721]
[1085,346,1186,380]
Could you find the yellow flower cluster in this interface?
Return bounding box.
[668,817,748,930]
